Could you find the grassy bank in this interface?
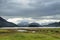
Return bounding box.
[0,28,60,40]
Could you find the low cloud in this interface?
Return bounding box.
[5,15,60,25]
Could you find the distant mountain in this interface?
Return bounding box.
[18,21,29,27]
[0,17,18,27]
[28,22,42,27]
[18,21,42,27]
[43,22,60,27]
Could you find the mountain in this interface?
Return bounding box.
[18,21,29,27]
[43,22,60,27]
[18,21,43,27]
[0,17,18,27]
[28,22,42,27]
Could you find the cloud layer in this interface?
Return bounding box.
[7,17,60,25]
[0,0,60,17]
[2,15,59,25]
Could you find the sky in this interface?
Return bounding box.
[0,0,60,25]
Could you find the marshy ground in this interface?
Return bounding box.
[0,28,60,40]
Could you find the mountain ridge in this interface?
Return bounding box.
[0,17,18,27]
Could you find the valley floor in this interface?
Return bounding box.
[0,28,60,40]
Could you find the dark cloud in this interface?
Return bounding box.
[0,0,60,17]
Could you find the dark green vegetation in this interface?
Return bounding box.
[0,28,60,40]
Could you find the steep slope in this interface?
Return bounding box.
[0,17,18,27]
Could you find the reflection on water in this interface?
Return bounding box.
[0,27,60,29]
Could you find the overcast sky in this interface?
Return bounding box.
[0,0,60,25]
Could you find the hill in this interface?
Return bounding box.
[43,22,60,27]
[0,17,18,27]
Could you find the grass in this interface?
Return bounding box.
[0,28,60,40]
